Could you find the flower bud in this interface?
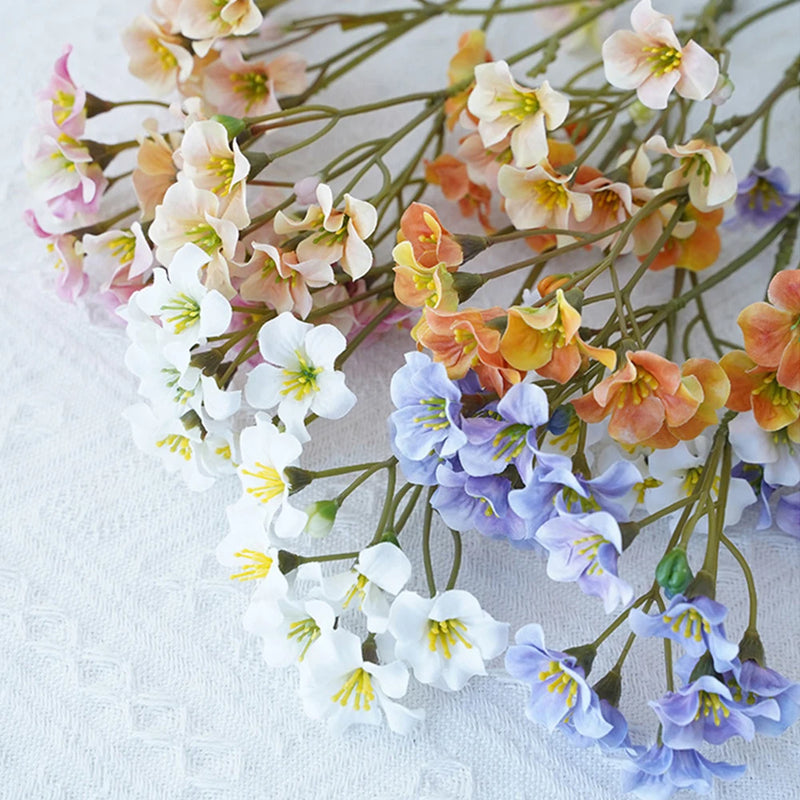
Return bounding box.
[537,273,570,296]
[710,74,734,106]
[656,548,693,598]
[304,499,339,538]
[628,100,654,126]
[211,114,247,138]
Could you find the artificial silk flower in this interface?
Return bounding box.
[392,241,458,312]
[388,589,508,692]
[245,312,356,443]
[602,0,719,109]
[646,435,756,532]
[720,349,800,433]
[132,242,232,348]
[424,153,493,231]
[238,242,334,318]
[571,350,702,447]
[233,413,307,539]
[444,29,492,130]
[468,61,569,168]
[730,659,800,737]
[535,1,613,52]
[36,45,86,137]
[24,210,86,302]
[274,183,377,280]
[500,289,616,383]
[505,624,612,738]
[122,15,194,96]
[324,542,413,634]
[536,511,634,613]
[646,135,737,213]
[729,411,800,488]
[570,170,636,252]
[629,594,738,672]
[203,46,308,117]
[457,129,512,192]
[176,0,262,56]
[646,205,724,273]
[497,163,593,231]
[82,222,154,293]
[737,269,800,392]
[396,202,463,270]
[132,122,181,221]
[148,180,241,297]
[178,119,251,227]
[298,628,425,735]
[734,164,800,227]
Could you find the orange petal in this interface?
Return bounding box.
[659,375,703,428]
[608,394,665,445]
[537,343,582,383]
[719,350,759,411]
[738,302,793,368]
[752,390,799,431]
[777,337,800,393]
[768,269,800,314]
[631,351,681,394]
[571,392,608,424]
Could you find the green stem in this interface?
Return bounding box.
[422,487,437,597]
[720,533,758,630]
[445,529,462,591]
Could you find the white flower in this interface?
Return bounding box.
[646,436,757,532]
[233,413,307,539]
[245,312,356,442]
[298,629,424,735]
[132,242,232,348]
[645,135,737,212]
[467,61,569,168]
[324,542,413,633]
[730,412,800,488]
[387,590,509,692]
[82,223,153,292]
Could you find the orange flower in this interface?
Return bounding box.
[425,154,493,231]
[413,306,522,396]
[647,205,724,272]
[640,358,730,448]
[397,202,463,270]
[392,241,458,312]
[720,350,800,432]
[571,350,703,447]
[737,269,800,392]
[500,289,616,383]
[445,30,492,130]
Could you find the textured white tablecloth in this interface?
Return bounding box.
[2,1,799,798]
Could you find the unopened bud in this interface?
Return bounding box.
[628,100,654,126]
[211,114,247,139]
[710,74,734,106]
[656,548,693,598]
[537,273,571,297]
[304,499,339,538]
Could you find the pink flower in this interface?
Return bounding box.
[36,45,86,137]
[602,0,718,109]
[177,0,263,56]
[122,15,194,96]
[24,211,86,303]
[132,122,182,221]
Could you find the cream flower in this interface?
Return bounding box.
[467,61,569,168]
[133,122,182,221]
[122,15,194,96]
[646,135,737,212]
[498,164,593,230]
[177,0,263,56]
[602,0,719,109]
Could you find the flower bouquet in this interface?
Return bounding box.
[23,0,800,796]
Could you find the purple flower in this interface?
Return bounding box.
[776,491,800,538]
[732,462,773,530]
[535,511,634,613]
[629,594,738,672]
[458,381,548,477]
[560,698,629,752]
[730,659,800,736]
[505,624,613,739]
[651,675,759,748]
[431,464,531,544]
[622,744,745,799]
[388,418,445,486]
[734,164,799,227]
[390,352,466,462]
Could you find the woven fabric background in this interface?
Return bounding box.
[1,1,798,798]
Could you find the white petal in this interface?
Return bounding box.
[200,374,241,420]
[258,312,312,365]
[245,363,284,410]
[199,290,232,338]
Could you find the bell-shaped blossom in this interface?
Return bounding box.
[178,119,251,227]
[392,241,458,313]
[457,381,547,477]
[238,243,334,318]
[24,211,86,302]
[737,268,800,392]
[245,312,356,442]
[274,183,377,280]
[397,202,463,269]
[203,46,307,117]
[500,289,616,382]
[646,436,756,532]
[536,511,634,613]
[298,628,424,735]
[647,204,724,273]
[324,542,412,634]
[572,350,703,447]
[498,163,593,230]
[730,411,800,488]
[776,491,800,537]
[468,61,569,168]
[389,351,466,462]
[571,170,636,252]
[730,659,800,737]
[232,413,307,538]
[602,0,718,109]
[424,153,493,231]
[122,15,194,95]
[652,675,763,749]
[734,164,800,227]
[132,242,232,348]
[622,743,745,799]
[133,123,181,220]
[629,594,738,672]
[720,349,800,433]
[561,698,629,752]
[432,465,531,545]
[646,135,737,212]
[149,179,241,297]
[388,589,508,691]
[36,45,86,137]
[177,0,262,55]
[82,222,154,294]
[505,623,612,737]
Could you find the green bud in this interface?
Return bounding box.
[628,100,654,127]
[656,548,693,598]
[211,114,247,139]
[453,271,485,303]
[304,499,339,539]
